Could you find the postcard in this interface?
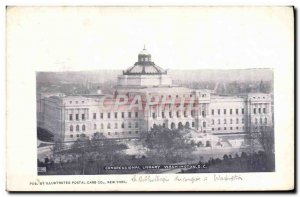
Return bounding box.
[6,6,294,191]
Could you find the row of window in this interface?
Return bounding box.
[211,108,244,116]
[212,118,244,125]
[93,112,138,120]
[253,108,267,114]
[212,117,268,125]
[68,108,268,121]
[70,125,86,132]
[212,126,244,131]
[69,122,139,131]
[140,57,150,62]
[152,110,206,119]
[69,114,86,121]
[254,117,268,124]
[92,122,139,130]
[168,121,197,129]
[68,100,86,104]
[69,130,139,138]
[68,111,141,121]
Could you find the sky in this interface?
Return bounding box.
[7,6,293,71]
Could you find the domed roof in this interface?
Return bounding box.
[124,63,167,75]
[123,47,167,75]
[139,49,150,56]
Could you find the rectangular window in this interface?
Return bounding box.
[254,108,256,114]
[93,113,96,120]
[115,112,118,118]
[211,109,214,115]
[202,111,205,117]
[258,108,261,114]
[100,113,103,119]
[152,113,156,119]
[69,114,73,121]
[122,112,125,118]
[191,110,195,117]
[230,109,232,115]
[81,114,85,120]
[108,113,111,119]
[135,112,138,118]
[218,109,220,115]
[236,109,238,114]
[263,108,266,113]
[128,112,131,118]
[76,114,79,121]
[169,112,172,118]
[162,112,165,118]
[224,109,226,115]
[176,111,180,118]
[192,122,195,127]
[242,108,244,114]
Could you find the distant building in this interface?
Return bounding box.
[37,48,273,147]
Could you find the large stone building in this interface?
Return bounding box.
[37,48,273,147]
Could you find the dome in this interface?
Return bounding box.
[123,47,167,75]
[139,49,150,56]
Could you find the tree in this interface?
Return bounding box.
[141,126,195,163]
[258,126,275,154]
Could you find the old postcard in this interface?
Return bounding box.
[6,6,294,191]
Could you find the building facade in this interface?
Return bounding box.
[37,48,273,147]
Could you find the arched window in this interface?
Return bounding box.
[236,118,239,124]
[171,122,176,129]
[115,123,118,129]
[70,125,73,131]
[264,118,267,124]
[101,123,104,129]
[203,121,206,128]
[82,125,85,131]
[76,125,79,131]
[107,123,111,129]
[93,124,96,130]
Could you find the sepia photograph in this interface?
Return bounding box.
[6,6,294,191]
[36,50,275,175]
